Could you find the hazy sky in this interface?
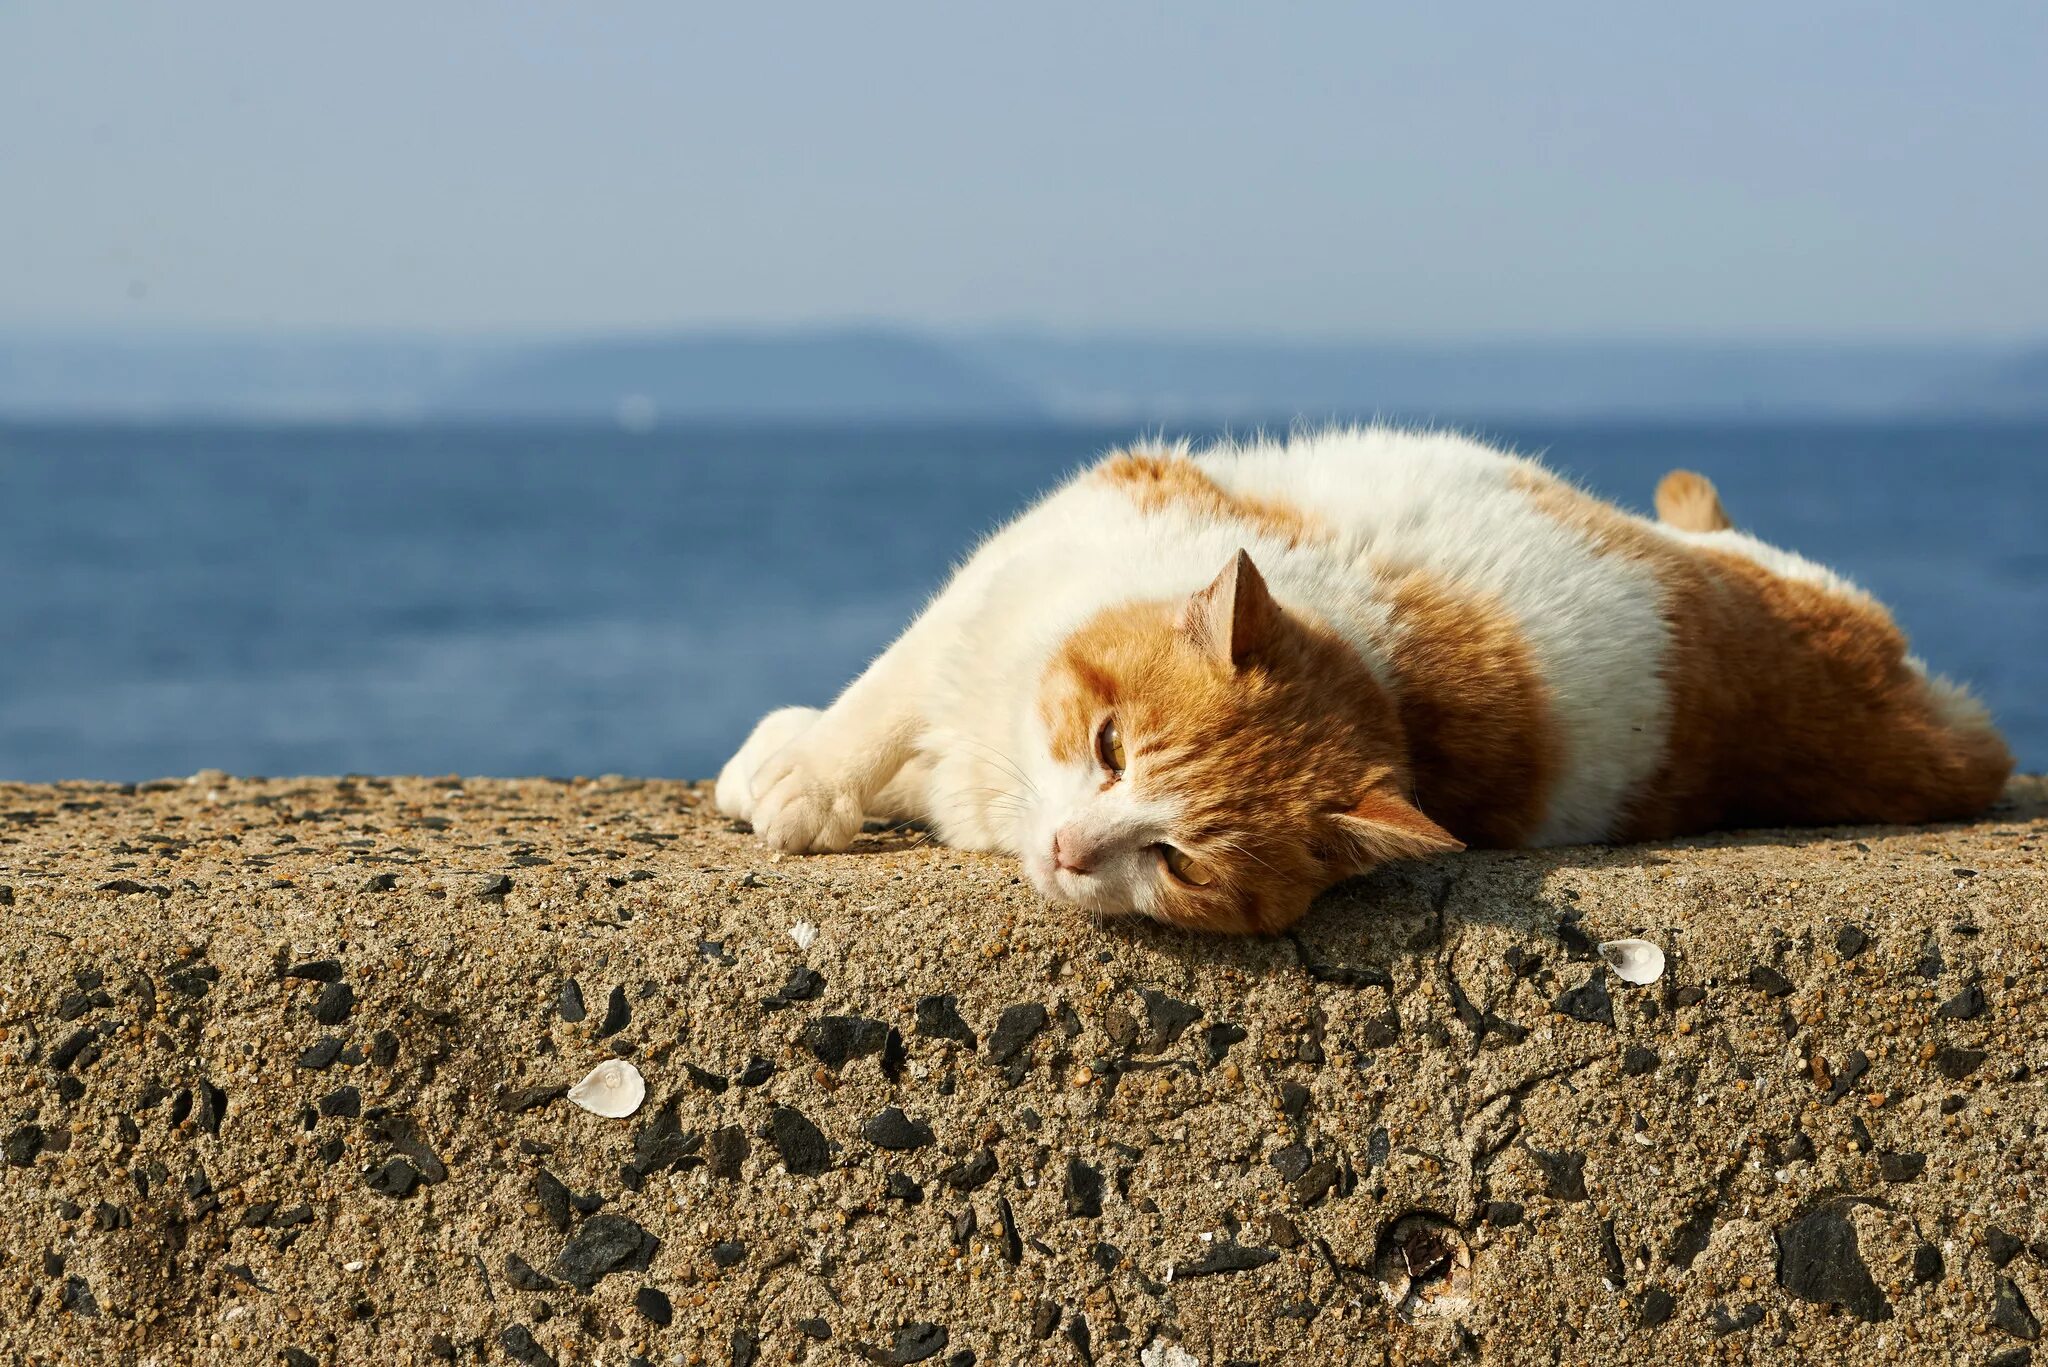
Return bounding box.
[4,2,2044,337]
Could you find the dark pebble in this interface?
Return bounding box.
[1092,1240,1124,1271]
[803,1014,892,1067]
[1917,933,1945,979]
[428,1334,456,1360]
[796,1316,831,1339]
[503,1083,566,1113]
[628,1106,700,1182]
[950,1206,977,1247]
[595,985,630,1039]
[1031,1301,1060,1339]
[736,1055,774,1087]
[1278,1081,1311,1125]
[1912,1243,1945,1283]
[1710,1302,1765,1337]
[552,1214,659,1291]
[1269,1143,1311,1182]
[768,1106,831,1176]
[1878,1150,1926,1182]
[1747,965,1793,997]
[51,1026,96,1071]
[504,1254,555,1291]
[685,1063,729,1094]
[1485,1201,1525,1227]
[1934,1045,1988,1080]
[697,938,736,966]
[862,1106,934,1151]
[1622,1044,1660,1076]
[1988,1229,2026,1267]
[535,1170,571,1231]
[1067,1313,1093,1366]
[364,1159,421,1199]
[60,1275,100,1316]
[5,1124,43,1168]
[1991,1277,2040,1340]
[1064,1157,1103,1218]
[994,1195,1024,1264]
[297,1038,344,1070]
[1201,1022,1248,1067]
[556,981,586,1023]
[762,966,826,1010]
[1826,1050,1871,1105]
[1552,971,1614,1026]
[705,1124,748,1181]
[1260,1213,1302,1249]
[1177,1243,1280,1277]
[1137,988,1200,1050]
[1938,983,1987,1020]
[1984,1348,2035,1367]
[1481,1010,1530,1046]
[914,994,977,1047]
[1292,1160,1340,1207]
[370,1030,399,1068]
[1775,1200,1890,1322]
[986,1003,1048,1064]
[886,1172,924,1204]
[477,875,514,898]
[1525,1143,1588,1201]
[710,1239,747,1268]
[888,1322,948,1364]
[319,1087,361,1119]
[941,1148,997,1192]
[499,1325,556,1367]
[1835,925,1869,959]
[361,872,398,893]
[1102,1007,1140,1052]
[1673,985,1707,1008]
[634,1286,673,1327]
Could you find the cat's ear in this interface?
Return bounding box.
[1331,787,1463,868]
[1182,549,1278,668]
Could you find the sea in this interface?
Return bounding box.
[2,419,2043,783]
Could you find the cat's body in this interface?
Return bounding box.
[719,427,2012,933]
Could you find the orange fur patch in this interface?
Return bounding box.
[1654,469,1733,532]
[1038,591,1412,934]
[1095,448,1327,547]
[1514,470,2013,838]
[1381,571,1561,847]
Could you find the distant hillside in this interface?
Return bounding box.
[955,335,2018,421]
[0,328,2041,423]
[433,330,1041,422]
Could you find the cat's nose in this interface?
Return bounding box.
[1051,827,1095,875]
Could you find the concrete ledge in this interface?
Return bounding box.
[2,774,2045,1367]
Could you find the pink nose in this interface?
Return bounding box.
[1051,827,1096,874]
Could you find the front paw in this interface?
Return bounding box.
[750,760,865,853]
[716,706,822,820]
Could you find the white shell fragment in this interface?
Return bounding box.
[567,1059,646,1118]
[1598,937,1667,986]
[789,920,819,950]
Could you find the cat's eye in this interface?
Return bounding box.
[1159,844,1213,886]
[1096,718,1125,775]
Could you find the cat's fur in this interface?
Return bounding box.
[718,427,2012,933]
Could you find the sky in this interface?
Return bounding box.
[3,1,2045,339]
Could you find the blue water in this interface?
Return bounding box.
[1,420,2043,782]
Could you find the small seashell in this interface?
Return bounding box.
[789,921,818,950]
[1598,938,1666,986]
[567,1059,646,1118]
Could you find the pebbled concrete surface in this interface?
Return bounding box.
[1,772,2044,1367]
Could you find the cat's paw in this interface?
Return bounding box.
[749,757,865,853]
[715,706,822,821]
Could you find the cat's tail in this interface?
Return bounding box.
[1654,469,1733,533]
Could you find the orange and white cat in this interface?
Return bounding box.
[717,427,2012,934]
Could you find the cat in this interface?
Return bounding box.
[716,426,2012,934]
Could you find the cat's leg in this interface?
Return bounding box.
[745,640,934,852]
[715,705,822,821]
[1654,470,1733,533]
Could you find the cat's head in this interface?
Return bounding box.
[1020,549,1461,933]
